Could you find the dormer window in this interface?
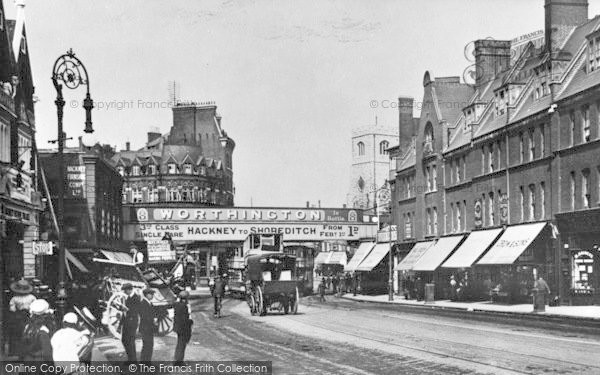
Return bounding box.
[184,163,192,174]
[168,163,177,174]
[588,35,600,72]
[132,165,140,176]
[117,166,124,176]
[148,164,156,175]
[200,166,207,176]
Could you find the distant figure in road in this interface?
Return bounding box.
[120,283,140,363]
[534,276,551,305]
[139,288,156,362]
[345,273,352,293]
[173,291,193,364]
[449,275,458,301]
[212,275,227,317]
[318,280,326,302]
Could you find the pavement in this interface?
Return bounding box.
[341,293,600,320]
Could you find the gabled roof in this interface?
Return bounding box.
[196,156,205,166]
[396,142,416,172]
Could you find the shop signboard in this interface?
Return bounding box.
[146,240,175,262]
[67,165,86,198]
[132,207,365,223]
[32,241,53,255]
[377,225,398,243]
[124,222,376,242]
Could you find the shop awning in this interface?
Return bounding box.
[327,251,347,266]
[412,235,464,271]
[66,249,89,273]
[314,252,330,265]
[355,243,390,272]
[345,242,375,272]
[477,222,546,265]
[100,250,133,263]
[395,241,435,271]
[441,228,503,268]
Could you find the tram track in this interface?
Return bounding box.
[229,299,600,375]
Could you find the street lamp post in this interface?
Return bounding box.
[51,49,93,318]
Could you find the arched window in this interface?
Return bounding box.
[357,141,365,156]
[424,122,434,153]
[379,140,389,155]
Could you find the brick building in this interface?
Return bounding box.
[390,0,600,305]
[38,143,124,284]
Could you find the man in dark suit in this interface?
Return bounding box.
[173,291,192,364]
[138,288,156,362]
[121,283,140,363]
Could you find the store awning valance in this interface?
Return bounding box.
[355,243,390,272]
[395,241,435,271]
[476,222,546,265]
[441,228,503,268]
[345,242,375,272]
[412,235,464,272]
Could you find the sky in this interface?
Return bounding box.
[8,0,600,207]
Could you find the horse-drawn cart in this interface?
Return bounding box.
[245,253,300,316]
[94,251,176,339]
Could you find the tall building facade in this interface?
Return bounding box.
[112,102,235,207]
[347,124,398,211]
[0,0,44,352]
[391,0,600,305]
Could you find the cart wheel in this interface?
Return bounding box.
[156,308,173,336]
[257,286,266,316]
[106,292,127,340]
[292,286,299,315]
[248,294,257,316]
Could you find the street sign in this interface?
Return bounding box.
[146,240,175,262]
[32,241,53,255]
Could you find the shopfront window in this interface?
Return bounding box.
[572,251,594,289]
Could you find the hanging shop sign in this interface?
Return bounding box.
[499,194,509,224]
[125,222,376,242]
[32,241,53,255]
[474,199,483,228]
[66,165,86,198]
[132,207,365,223]
[377,225,398,243]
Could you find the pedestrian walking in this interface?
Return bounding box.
[21,299,56,361]
[449,275,457,301]
[318,280,326,302]
[51,312,93,370]
[8,278,36,356]
[120,283,140,363]
[332,275,339,295]
[534,276,551,305]
[139,288,156,362]
[213,274,227,317]
[173,291,193,364]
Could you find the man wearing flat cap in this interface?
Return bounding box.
[139,288,156,362]
[121,283,140,362]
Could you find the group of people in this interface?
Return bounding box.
[119,283,193,364]
[6,278,93,367]
[317,273,354,302]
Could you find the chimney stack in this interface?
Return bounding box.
[398,97,415,154]
[125,142,130,151]
[474,39,511,88]
[545,0,588,52]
